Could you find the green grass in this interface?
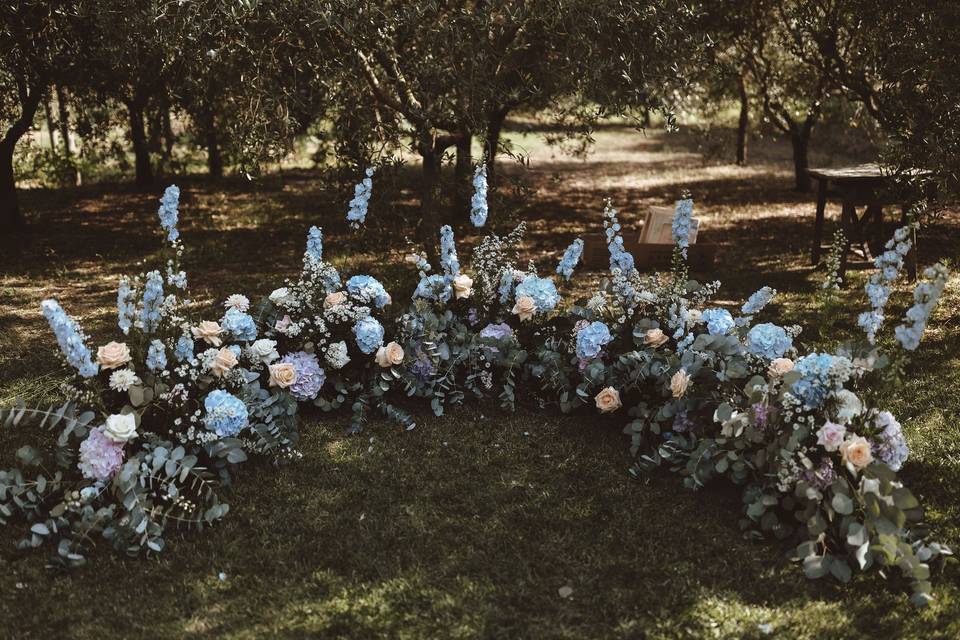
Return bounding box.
[1,126,958,638]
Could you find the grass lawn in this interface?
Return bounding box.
[1,126,958,638]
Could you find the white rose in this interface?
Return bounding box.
[670,369,691,398]
[512,296,536,322]
[192,321,223,346]
[103,413,138,443]
[249,339,279,365]
[96,341,131,369]
[595,387,622,413]
[210,347,238,377]
[643,328,669,348]
[375,342,405,368]
[452,274,474,299]
[269,287,292,304]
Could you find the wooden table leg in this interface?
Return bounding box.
[811,178,828,265]
[865,202,884,257]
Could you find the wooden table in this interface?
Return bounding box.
[808,163,916,279]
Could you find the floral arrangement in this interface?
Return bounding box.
[1,172,952,606]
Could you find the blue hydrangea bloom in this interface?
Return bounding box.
[353,316,385,354]
[346,168,374,229]
[413,274,453,303]
[671,198,694,257]
[556,239,584,280]
[305,226,323,262]
[576,321,612,359]
[41,299,99,378]
[146,339,167,372]
[791,353,851,410]
[702,308,735,335]
[222,307,257,342]
[117,277,135,335]
[470,164,488,227]
[514,275,560,311]
[203,390,249,437]
[157,185,180,243]
[138,271,164,334]
[280,351,326,401]
[745,323,792,359]
[174,334,194,362]
[439,225,460,276]
[347,275,390,308]
[498,270,515,304]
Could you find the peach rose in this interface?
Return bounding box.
[595,387,622,413]
[210,347,238,377]
[192,321,223,346]
[452,274,474,299]
[96,341,131,369]
[375,341,405,368]
[324,291,347,308]
[768,357,794,378]
[643,328,669,348]
[670,369,691,398]
[512,295,536,322]
[268,362,298,388]
[840,436,874,471]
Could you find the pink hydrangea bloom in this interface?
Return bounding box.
[78,427,125,481]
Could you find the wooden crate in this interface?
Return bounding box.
[582,232,716,272]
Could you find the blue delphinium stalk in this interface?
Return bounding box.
[157,185,180,243]
[347,274,391,308]
[741,286,776,316]
[498,270,515,304]
[174,333,194,362]
[117,277,135,335]
[556,238,584,280]
[439,225,460,276]
[222,307,258,342]
[702,308,735,335]
[346,167,375,229]
[146,339,167,372]
[671,198,694,258]
[203,390,249,437]
[576,321,612,359]
[894,263,949,351]
[305,226,323,262]
[470,164,488,227]
[745,323,792,359]
[137,271,165,334]
[857,225,914,343]
[41,299,99,378]
[603,200,634,273]
[514,275,560,311]
[353,316,385,354]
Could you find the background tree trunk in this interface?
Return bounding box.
[56,85,72,157]
[127,101,153,187]
[790,123,812,192]
[205,111,223,179]
[0,140,25,231]
[43,95,57,151]
[736,74,749,166]
[419,142,443,259]
[453,130,472,216]
[485,107,509,189]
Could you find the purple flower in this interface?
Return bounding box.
[281,351,326,401]
[479,322,514,341]
[802,459,837,491]
[78,428,125,481]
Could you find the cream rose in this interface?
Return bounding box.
[192,321,223,346]
[324,291,348,308]
[643,328,669,348]
[96,341,131,369]
[248,338,279,365]
[452,274,474,299]
[670,369,691,398]
[103,413,138,443]
[268,363,298,388]
[512,295,536,322]
[375,341,405,368]
[768,357,794,378]
[210,347,238,377]
[595,387,622,413]
[840,436,874,471]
